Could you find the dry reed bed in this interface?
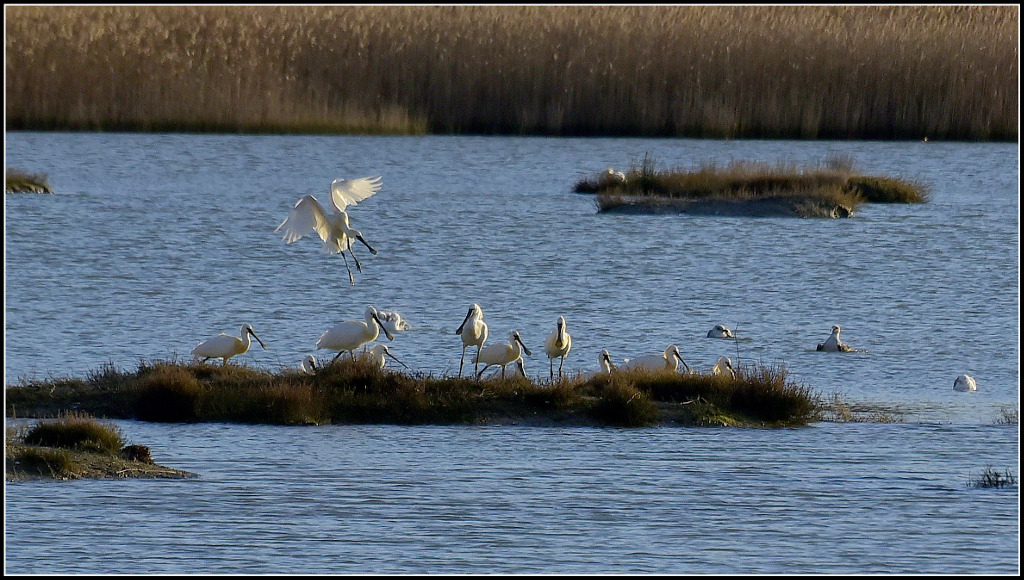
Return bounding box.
[5,5,1017,139]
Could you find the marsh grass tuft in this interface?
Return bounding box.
[6,359,823,427]
[5,168,52,193]
[22,411,126,455]
[578,154,927,215]
[968,467,1018,489]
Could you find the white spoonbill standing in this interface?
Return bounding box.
[316,306,394,363]
[711,356,736,378]
[360,344,409,370]
[544,316,572,379]
[192,324,268,365]
[474,330,532,379]
[275,175,383,285]
[816,325,853,352]
[455,303,488,377]
[953,374,977,392]
[582,349,617,379]
[621,344,691,373]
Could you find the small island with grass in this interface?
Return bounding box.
[6,168,53,194]
[6,357,823,430]
[574,154,927,218]
[6,412,197,481]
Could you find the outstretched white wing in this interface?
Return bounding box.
[329,175,382,213]
[275,195,332,244]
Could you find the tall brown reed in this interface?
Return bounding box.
[5,6,1017,139]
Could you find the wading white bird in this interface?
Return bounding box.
[711,356,736,378]
[317,306,394,363]
[707,324,734,339]
[544,316,572,379]
[475,330,532,379]
[300,354,318,375]
[455,303,488,377]
[192,324,268,365]
[621,344,691,373]
[360,344,409,370]
[275,175,383,285]
[816,325,853,352]
[378,309,409,335]
[582,349,617,379]
[953,374,977,392]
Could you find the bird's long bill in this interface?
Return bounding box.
[516,334,532,356]
[455,308,473,335]
[373,313,395,341]
[356,234,378,255]
[249,329,269,350]
[387,351,410,369]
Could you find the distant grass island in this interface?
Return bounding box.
[574,154,928,218]
[5,169,52,194]
[6,358,827,430]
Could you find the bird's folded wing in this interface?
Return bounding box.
[276,195,331,243]
[330,176,382,212]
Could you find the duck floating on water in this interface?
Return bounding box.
[816,325,854,352]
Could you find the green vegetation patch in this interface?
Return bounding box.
[6,358,824,428]
[6,169,52,194]
[576,154,928,216]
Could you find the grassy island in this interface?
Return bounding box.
[5,169,52,194]
[6,412,196,481]
[6,358,821,429]
[574,155,927,218]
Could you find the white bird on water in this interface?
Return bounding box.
[605,168,627,183]
[953,374,977,392]
[621,344,691,374]
[275,175,383,285]
[816,325,853,352]
[475,330,532,379]
[544,316,572,379]
[378,309,409,335]
[707,324,734,339]
[455,303,488,377]
[711,356,736,378]
[360,344,409,370]
[192,324,268,365]
[316,306,394,363]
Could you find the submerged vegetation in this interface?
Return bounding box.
[6,359,823,428]
[967,467,1018,489]
[4,5,1016,140]
[5,168,52,194]
[5,412,195,480]
[574,154,927,217]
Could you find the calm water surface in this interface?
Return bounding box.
[4,133,1019,573]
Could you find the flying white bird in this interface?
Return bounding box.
[360,344,409,370]
[711,356,736,378]
[455,303,488,377]
[544,316,572,379]
[707,324,734,339]
[953,374,977,392]
[316,306,394,363]
[621,344,691,373]
[192,324,268,365]
[275,175,383,285]
[816,325,853,352]
[475,330,532,379]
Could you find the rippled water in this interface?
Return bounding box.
[4,132,1019,573]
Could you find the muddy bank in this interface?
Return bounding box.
[5,442,197,482]
[598,196,854,218]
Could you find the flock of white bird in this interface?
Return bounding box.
[190,175,978,393]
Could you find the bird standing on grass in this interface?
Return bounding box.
[455,303,488,377]
[475,330,532,379]
[711,356,736,378]
[621,344,691,373]
[275,175,383,285]
[317,306,394,363]
[544,316,572,379]
[361,344,409,370]
[192,324,268,365]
